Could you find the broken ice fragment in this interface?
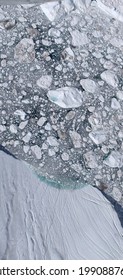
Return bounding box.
[14,38,35,63]
[62,0,74,13]
[112,187,122,202]
[22,132,31,143]
[116,91,123,100]
[36,75,52,89]
[40,1,60,21]
[89,130,107,145]
[73,0,92,12]
[80,79,97,93]
[37,117,47,127]
[47,136,59,146]
[84,151,98,168]
[47,87,83,108]
[31,145,42,160]
[104,151,123,168]
[62,47,74,61]
[70,30,89,47]
[111,98,121,110]
[14,109,26,120]
[9,124,17,134]
[71,163,82,173]
[69,130,82,148]
[0,125,6,132]
[100,70,118,88]
[110,38,123,48]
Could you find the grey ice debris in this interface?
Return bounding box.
[21,4,36,9]
[110,38,123,49]
[31,145,42,160]
[62,0,74,13]
[103,60,114,70]
[111,98,121,110]
[71,163,82,173]
[44,123,52,131]
[61,152,69,161]
[37,117,47,127]
[104,151,123,168]
[42,142,48,150]
[22,132,31,143]
[118,130,123,139]
[70,29,89,47]
[1,60,6,67]
[48,149,56,157]
[47,136,59,146]
[9,124,17,134]
[19,120,28,130]
[84,150,98,168]
[23,145,29,154]
[89,129,107,145]
[116,91,123,100]
[62,47,75,61]
[0,125,6,132]
[2,19,16,30]
[65,110,75,120]
[14,109,26,120]
[80,79,97,93]
[100,70,118,88]
[47,87,83,108]
[42,39,52,46]
[36,75,52,89]
[112,187,122,202]
[40,1,60,21]
[0,7,6,21]
[73,0,92,12]
[88,112,102,128]
[69,130,82,148]
[14,38,35,63]
[48,28,61,38]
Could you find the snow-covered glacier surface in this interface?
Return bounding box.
[0,150,123,260]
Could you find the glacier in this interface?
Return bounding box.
[0,149,123,260]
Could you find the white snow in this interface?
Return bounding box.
[0,150,123,259]
[47,87,83,108]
